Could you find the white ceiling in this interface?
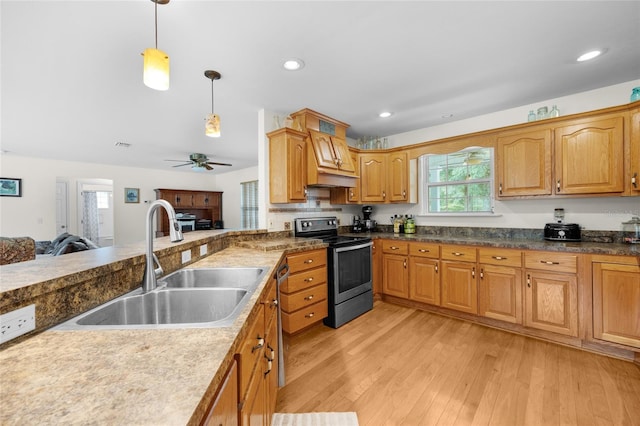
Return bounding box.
[2,1,639,174]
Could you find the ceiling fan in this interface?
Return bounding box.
[165,153,232,171]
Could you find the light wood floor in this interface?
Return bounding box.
[276,301,640,426]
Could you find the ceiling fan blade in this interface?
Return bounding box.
[165,159,191,162]
[206,161,233,166]
[204,164,213,171]
[171,163,192,168]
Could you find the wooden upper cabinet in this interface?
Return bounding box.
[554,115,625,195]
[268,128,307,203]
[331,137,356,174]
[360,153,387,202]
[387,151,409,202]
[497,128,552,197]
[329,150,360,204]
[630,108,640,195]
[308,129,356,175]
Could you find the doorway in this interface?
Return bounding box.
[77,179,114,247]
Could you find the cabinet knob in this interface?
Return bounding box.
[556,180,561,192]
[305,312,315,318]
[304,277,314,282]
[304,295,314,301]
[499,183,503,195]
[304,259,314,264]
[632,172,638,188]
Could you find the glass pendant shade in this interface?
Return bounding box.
[143,48,170,91]
[205,113,221,138]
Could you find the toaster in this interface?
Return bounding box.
[544,223,581,242]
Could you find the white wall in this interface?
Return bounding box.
[0,155,221,244]
[214,166,259,229]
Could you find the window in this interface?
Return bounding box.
[96,191,111,209]
[241,180,259,229]
[419,147,494,214]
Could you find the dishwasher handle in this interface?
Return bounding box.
[276,263,289,284]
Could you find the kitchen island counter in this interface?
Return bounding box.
[0,240,322,425]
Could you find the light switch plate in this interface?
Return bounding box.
[0,304,36,344]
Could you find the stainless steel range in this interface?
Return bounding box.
[294,217,373,328]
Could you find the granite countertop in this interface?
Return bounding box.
[0,239,322,425]
[351,232,640,256]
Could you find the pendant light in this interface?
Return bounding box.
[142,0,170,91]
[204,70,221,138]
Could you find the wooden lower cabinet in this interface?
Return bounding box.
[593,259,640,349]
[203,360,238,426]
[524,270,578,337]
[441,260,478,314]
[478,247,523,324]
[381,240,409,298]
[408,242,440,305]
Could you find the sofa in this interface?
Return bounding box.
[0,233,100,265]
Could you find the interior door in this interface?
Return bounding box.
[56,181,68,235]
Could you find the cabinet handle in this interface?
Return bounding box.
[252,336,264,352]
[304,295,314,301]
[402,190,406,197]
[435,264,438,273]
[499,183,503,195]
[452,252,464,256]
[491,256,507,260]
[304,277,314,282]
[382,191,386,199]
[540,260,560,265]
[419,249,430,253]
[556,179,561,192]
[390,246,400,250]
[527,274,531,288]
[472,267,475,278]
[304,259,314,264]
[632,172,638,188]
[271,299,278,308]
[403,260,407,268]
[305,312,315,318]
[350,190,354,197]
[480,268,484,279]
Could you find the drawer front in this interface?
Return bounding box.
[478,247,522,267]
[280,283,328,312]
[287,249,327,273]
[281,266,327,293]
[409,242,440,258]
[524,251,577,273]
[238,305,265,398]
[382,240,409,255]
[441,244,477,262]
[282,300,328,334]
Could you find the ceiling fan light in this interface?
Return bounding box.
[191,165,206,172]
[143,48,170,90]
[205,113,221,138]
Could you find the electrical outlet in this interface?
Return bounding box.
[284,221,291,230]
[181,250,191,264]
[0,304,36,344]
[199,244,207,256]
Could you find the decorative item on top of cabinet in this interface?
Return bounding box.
[478,247,523,324]
[592,255,640,349]
[409,242,440,306]
[280,248,328,334]
[154,189,222,237]
[381,240,409,298]
[524,250,578,337]
[496,128,553,197]
[554,115,624,195]
[440,245,478,314]
[267,127,308,203]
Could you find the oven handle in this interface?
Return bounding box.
[334,241,373,253]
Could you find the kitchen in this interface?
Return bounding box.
[2,1,640,425]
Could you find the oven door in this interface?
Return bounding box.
[330,241,373,304]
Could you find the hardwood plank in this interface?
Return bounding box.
[276,301,640,426]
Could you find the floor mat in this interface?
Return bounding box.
[271,412,359,426]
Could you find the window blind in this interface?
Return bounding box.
[241,180,259,229]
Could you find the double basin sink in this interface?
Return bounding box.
[55,267,268,330]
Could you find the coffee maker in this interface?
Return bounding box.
[362,205,376,232]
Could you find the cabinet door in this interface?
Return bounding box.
[174,191,194,207]
[382,254,409,298]
[496,128,552,197]
[479,264,522,324]
[554,116,624,194]
[593,262,640,349]
[360,153,386,202]
[203,361,238,426]
[287,136,308,201]
[331,137,356,173]
[264,310,279,421]
[309,129,339,171]
[387,152,409,202]
[269,128,307,203]
[241,364,266,426]
[630,109,640,195]
[441,261,477,314]
[409,257,440,305]
[524,270,577,336]
[329,150,360,204]
[193,192,220,208]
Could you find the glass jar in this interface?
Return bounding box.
[549,105,560,118]
[537,106,548,120]
[631,87,640,102]
[527,110,536,122]
[622,216,640,244]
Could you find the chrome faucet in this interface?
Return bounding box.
[142,199,184,293]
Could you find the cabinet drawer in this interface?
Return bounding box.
[280,266,327,293]
[441,245,477,262]
[287,249,327,273]
[238,305,265,398]
[280,283,327,312]
[478,247,522,267]
[382,240,409,255]
[282,300,328,334]
[525,251,577,273]
[409,242,439,258]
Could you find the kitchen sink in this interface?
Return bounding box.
[54,267,269,330]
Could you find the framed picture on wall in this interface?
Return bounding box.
[0,177,22,197]
[124,187,139,203]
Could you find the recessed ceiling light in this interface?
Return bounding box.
[577,50,603,62]
[283,58,304,71]
[379,111,392,118]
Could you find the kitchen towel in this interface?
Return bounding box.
[271,412,359,426]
